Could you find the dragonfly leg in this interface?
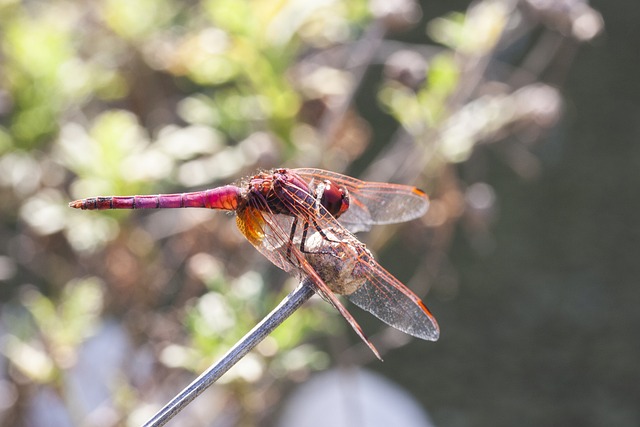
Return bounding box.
[299,220,311,253]
[311,217,343,244]
[286,217,300,262]
[284,218,334,264]
[310,195,343,245]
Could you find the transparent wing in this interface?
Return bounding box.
[235,192,383,359]
[346,253,439,341]
[294,168,429,232]
[275,177,439,342]
[235,204,297,273]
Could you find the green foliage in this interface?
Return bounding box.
[1,0,373,421]
[2,278,104,383]
[0,0,587,424]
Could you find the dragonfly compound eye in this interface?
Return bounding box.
[320,181,350,219]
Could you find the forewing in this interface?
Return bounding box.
[294,168,429,232]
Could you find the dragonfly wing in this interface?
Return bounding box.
[296,255,383,360]
[275,177,438,342]
[235,204,298,273]
[346,258,439,341]
[235,193,383,359]
[294,168,429,232]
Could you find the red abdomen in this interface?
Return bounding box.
[69,185,242,211]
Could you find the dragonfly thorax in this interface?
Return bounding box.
[247,169,351,220]
[246,172,295,215]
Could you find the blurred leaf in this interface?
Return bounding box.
[3,10,75,146]
[427,12,466,50]
[102,0,177,41]
[0,127,12,154]
[426,54,459,99]
[23,278,104,350]
[427,1,508,54]
[1,278,104,384]
[3,336,56,383]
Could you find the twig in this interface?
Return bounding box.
[141,279,316,427]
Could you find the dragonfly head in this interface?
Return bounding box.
[319,180,350,219]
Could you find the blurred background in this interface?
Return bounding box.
[2,0,637,426]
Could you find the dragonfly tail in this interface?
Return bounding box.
[69,186,242,211]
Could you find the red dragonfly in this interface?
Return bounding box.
[70,168,439,358]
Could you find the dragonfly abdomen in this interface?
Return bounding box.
[69,186,242,211]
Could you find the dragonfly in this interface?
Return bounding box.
[70,168,439,358]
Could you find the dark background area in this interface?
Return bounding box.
[374,1,640,426]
